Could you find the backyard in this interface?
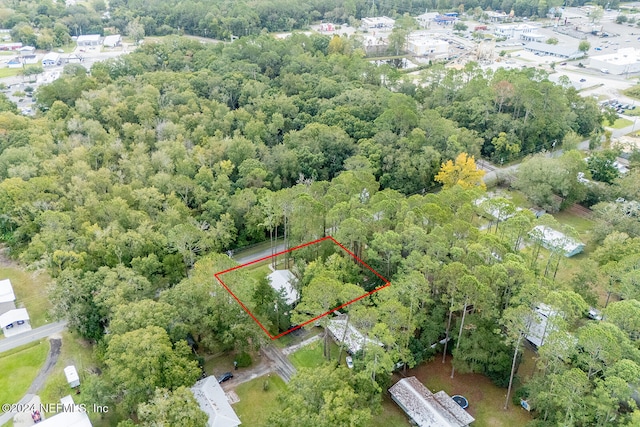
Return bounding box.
[233,374,286,426]
[402,354,533,427]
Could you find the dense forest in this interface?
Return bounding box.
[0,0,619,50]
[0,7,638,426]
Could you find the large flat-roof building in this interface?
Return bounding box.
[589,48,640,75]
[407,34,449,58]
[389,377,475,427]
[360,16,395,31]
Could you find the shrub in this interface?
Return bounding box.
[236,351,252,368]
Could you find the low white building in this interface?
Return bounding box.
[0,278,16,311]
[494,23,538,39]
[267,270,298,306]
[0,308,31,337]
[76,34,101,47]
[64,365,80,388]
[18,45,35,55]
[103,34,121,48]
[389,377,475,427]
[360,16,395,31]
[327,315,383,354]
[42,52,60,67]
[589,48,640,75]
[191,377,241,427]
[407,35,449,58]
[524,41,585,59]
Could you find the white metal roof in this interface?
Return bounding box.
[267,270,298,305]
[64,365,79,384]
[327,317,383,354]
[530,225,584,256]
[389,377,475,427]
[191,377,241,427]
[0,279,15,303]
[0,308,29,328]
[42,52,60,62]
[76,34,101,43]
[37,396,92,427]
[103,35,121,46]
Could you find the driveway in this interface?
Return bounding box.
[0,321,67,354]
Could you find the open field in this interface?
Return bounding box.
[0,68,20,78]
[0,266,52,329]
[233,374,286,426]
[0,341,48,405]
[403,355,532,427]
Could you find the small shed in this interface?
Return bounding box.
[0,308,31,337]
[64,365,80,388]
[389,377,475,427]
[267,270,298,305]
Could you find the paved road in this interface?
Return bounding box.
[261,344,297,383]
[233,242,286,265]
[0,321,67,354]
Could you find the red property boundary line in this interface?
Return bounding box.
[214,236,391,340]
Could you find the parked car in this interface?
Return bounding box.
[217,372,233,383]
[346,356,354,369]
[580,78,587,82]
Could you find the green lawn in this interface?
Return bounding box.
[0,341,49,405]
[233,374,286,426]
[372,395,411,427]
[0,267,52,329]
[0,68,20,78]
[606,117,633,129]
[288,339,342,369]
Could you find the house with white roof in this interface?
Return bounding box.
[0,278,16,315]
[389,377,475,427]
[327,315,383,354]
[267,270,298,306]
[0,308,31,337]
[529,225,584,257]
[525,303,558,348]
[191,377,241,427]
[42,52,60,67]
[76,34,101,47]
[103,34,121,47]
[36,395,92,427]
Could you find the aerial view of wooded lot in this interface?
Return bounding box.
[0,1,640,426]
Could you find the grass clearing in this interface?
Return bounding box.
[373,394,411,427]
[0,341,49,405]
[233,374,286,426]
[407,355,532,427]
[0,266,52,329]
[288,339,341,369]
[0,68,20,78]
[606,117,633,129]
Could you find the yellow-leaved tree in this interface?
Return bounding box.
[434,152,486,190]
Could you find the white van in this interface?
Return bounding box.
[601,68,610,74]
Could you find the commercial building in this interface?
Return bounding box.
[589,48,640,75]
[360,16,395,31]
[524,41,585,59]
[76,34,101,47]
[103,34,121,48]
[42,52,61,67]
[407,35,449,58]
